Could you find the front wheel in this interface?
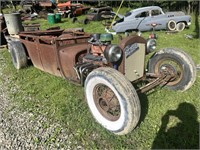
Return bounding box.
[148,48,196,91]
[85,67,141,135]
[176,22,185,31]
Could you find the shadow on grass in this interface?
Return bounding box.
[151,102,199,149]
[133,82,149,126]
[137,92,149,126]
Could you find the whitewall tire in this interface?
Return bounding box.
[167,20,177,31]
[176,22,185,31]
[85,67,141,135]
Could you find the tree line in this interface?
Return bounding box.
[84,0,199,14]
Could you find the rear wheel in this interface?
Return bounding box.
[148,48,196,91]
[68,13,73,18]
[83,18,89,24]
[167,20,176,31]
[63,12,67,18]
[9,41,27,69]
[72,17,77,23]
[85,67,141,135]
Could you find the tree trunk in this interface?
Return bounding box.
[187,1,191,14]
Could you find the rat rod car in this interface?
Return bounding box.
[21,0,55,14]
[73,6,114,24]
[111,6,191,33]
[57,1,90,18]
[7,29,196,135]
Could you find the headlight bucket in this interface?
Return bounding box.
[104,45,122,63]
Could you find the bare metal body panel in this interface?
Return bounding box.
[19,30,90,83]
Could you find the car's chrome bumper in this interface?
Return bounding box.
[188,22,191,26]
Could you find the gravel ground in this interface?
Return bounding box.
[0,50,82,149]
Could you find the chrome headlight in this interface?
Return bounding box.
[104,45,122,63]
[146,38,156,54]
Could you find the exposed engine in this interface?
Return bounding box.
[73,33,157,85]
[74,33,123,85]
[84,33,122,64]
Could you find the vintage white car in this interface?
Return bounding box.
[112,6,191,33]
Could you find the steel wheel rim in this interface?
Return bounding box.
[155,58,184,86]
[169,21,176,30]
[93,84,121,121]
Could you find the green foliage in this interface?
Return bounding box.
[0,8,199,149]
[99,0,198,13]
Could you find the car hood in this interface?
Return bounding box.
[111,12,124,19]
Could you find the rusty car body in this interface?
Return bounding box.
[21,0,55,14]
[57,1,90,18]
[7,29,196,135]
[19,29,91,83]
[86,6,113,21]
[72,6,114,25]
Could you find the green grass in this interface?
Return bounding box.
[0,9,199,149]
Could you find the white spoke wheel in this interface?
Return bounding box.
[85,67,141,135]
[167,20,177,31]
[148,48,196,91]
[176,22,185,31]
